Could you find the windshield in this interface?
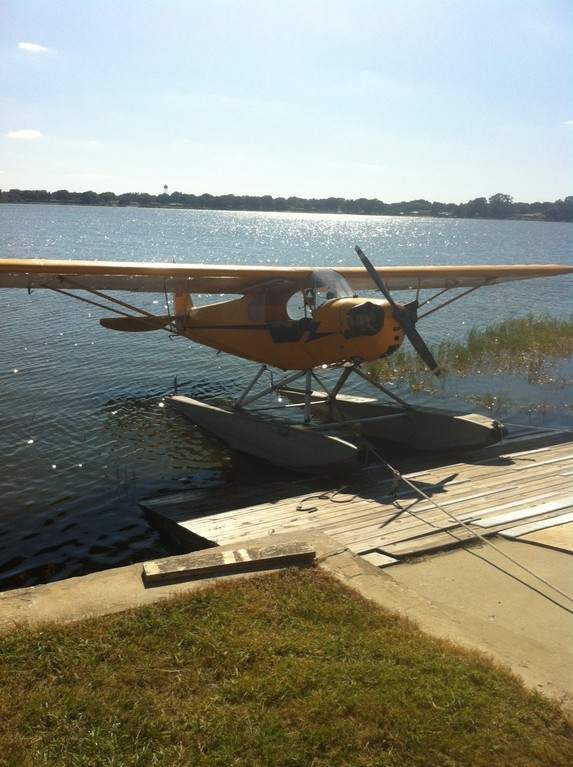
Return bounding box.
[288,269,355,319]
[304,269,354,300]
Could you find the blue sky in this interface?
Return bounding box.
[0,0,571,201]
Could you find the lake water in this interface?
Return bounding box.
[1,204,572,590]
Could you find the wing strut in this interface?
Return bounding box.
[417,282,491,320]
[57,276,170,324]
[46,284,176,333]
[416,284,457,309]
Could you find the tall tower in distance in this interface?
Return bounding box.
[163,184,168,195]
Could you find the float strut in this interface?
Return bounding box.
[327,365,354,418]
[351,365,412,408]
[235,368,305,409]
[304,370,313,424]
[234,365,268,409]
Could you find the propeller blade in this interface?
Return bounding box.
[355,245,441,375]
[393,308,441,373]
[100,315,171,332]
[354,245,396,306]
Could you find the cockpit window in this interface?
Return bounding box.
[288,269,355,320]
[305,269,355,300]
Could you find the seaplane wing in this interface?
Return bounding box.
[0,259,571,294]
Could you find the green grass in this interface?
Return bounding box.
[1,569,572,766]
[369,315,573,388]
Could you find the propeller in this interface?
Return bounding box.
[354,245,441,375]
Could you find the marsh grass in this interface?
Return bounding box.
[1,569,572,766]
[369,315,573,389]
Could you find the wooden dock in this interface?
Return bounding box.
[142,428,573,568]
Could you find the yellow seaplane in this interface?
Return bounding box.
[1,249,572,471]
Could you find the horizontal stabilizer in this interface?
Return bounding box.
[99,315,172,332]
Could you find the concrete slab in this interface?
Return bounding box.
[0,532,341,632]
[518,521,573,554]
[347,538,573,709]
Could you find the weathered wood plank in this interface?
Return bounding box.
[477,497,573,528]
[205,474,573,549]
[355,527,491,557]
[361,552,399,568]
[333,486,573,549]
[499,512,573,538]
[322,467,573,538]
[142,542,316,585]
[323,483,552,539]
[146,437,573,526]
[341,505,573,556]
[144,430,573,561]
[173,456,573,541]
[374,501,573,558]
[406,449,573,488]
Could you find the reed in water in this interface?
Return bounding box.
[369,315,573,387]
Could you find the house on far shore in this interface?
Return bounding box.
[514,212,545,221]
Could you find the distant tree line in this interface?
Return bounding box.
[1,188,572,221]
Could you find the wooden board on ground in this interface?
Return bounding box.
[361,552,399,568]
[142,541,316,586]
[498,512,573,539]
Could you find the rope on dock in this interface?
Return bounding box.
[292,423,573,611]
[296,486,359,514]
[141,375,573,609]
[362,438,573,611]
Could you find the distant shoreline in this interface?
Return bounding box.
[0,200,568,224]
[1,189,571,222]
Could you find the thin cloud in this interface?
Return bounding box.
[5,129,44,140]
[563,120,573,127]
[66,173,112,179]
[18,42,53,54]
[57,137,101,148]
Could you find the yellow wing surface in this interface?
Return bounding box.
[0,258,571,293]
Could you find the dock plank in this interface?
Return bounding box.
[143,430,573,563]
[155,450,573,537]
[180,469,573,549]
[476,496,573,528]
[343,507,573,556]
[143,437,573,524]
[499,512,573,539]
[194,478,572,546]
[362,552,399,568]
[322,469,573,538]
